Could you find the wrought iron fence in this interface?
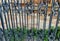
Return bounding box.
[0,0,60,41]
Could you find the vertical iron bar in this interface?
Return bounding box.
[48,0,54,40]
[53,7,60,41]
[36,2,41,41]
[43,1,48,41]
[0,5,7,41]
[11,0,15,41]
[7,1,11,30]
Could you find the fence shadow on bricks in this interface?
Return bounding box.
[0,0,60,41]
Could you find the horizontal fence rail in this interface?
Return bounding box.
[0,0,60,41]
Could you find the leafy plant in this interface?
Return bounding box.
[1,26,60,41]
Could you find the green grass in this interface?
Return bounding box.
[1,26,60,41]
